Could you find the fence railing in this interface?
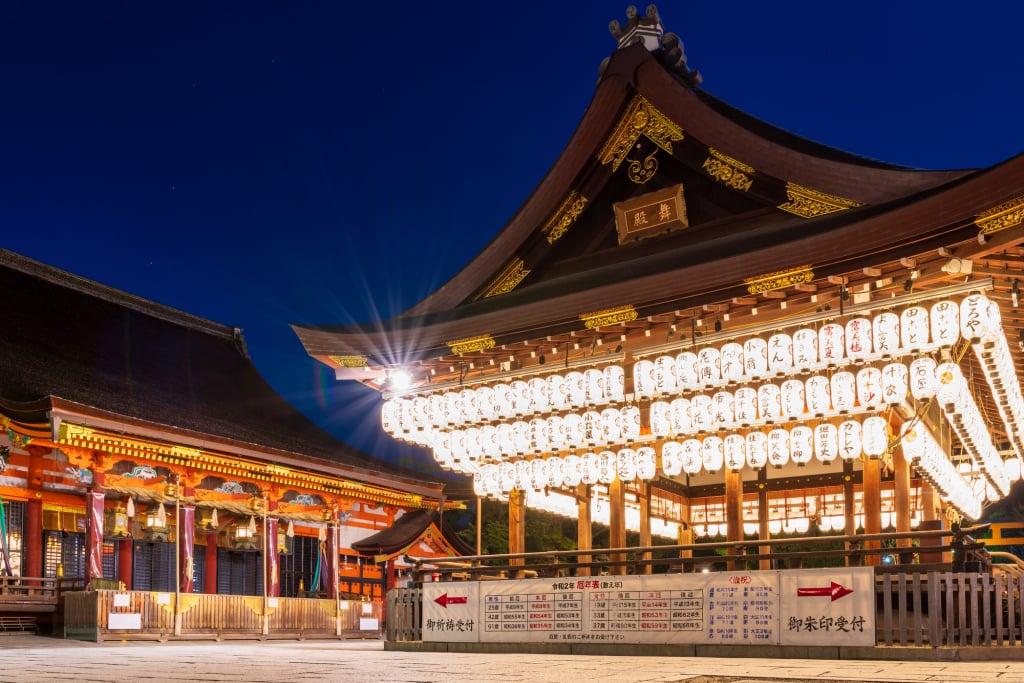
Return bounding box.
[0,576,85,605]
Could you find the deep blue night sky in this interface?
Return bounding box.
[3,2,1023,474]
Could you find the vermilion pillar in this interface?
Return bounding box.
[118,540,133,589]
[204,531,218,594]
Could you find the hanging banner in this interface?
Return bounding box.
[85,491,105,582]
[178,505,195,594]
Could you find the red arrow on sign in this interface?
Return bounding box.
[434,593,468,608]
[797,581,854,602]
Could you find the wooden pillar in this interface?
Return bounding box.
[843,461,856,567]
[757,470,771,570]
[921,479,941,522]
[508,489,525,565]
[608,477,626,575]
[638,482,652,574]
[725,467,744,570]
[862,458,882,566]
[204,531,218,594]
[117,539,133,589]
[577,484,591,577]
[25,449,46,582]
[892,447,912,557]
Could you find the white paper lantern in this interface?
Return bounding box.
[746,431,768,469]
[670,397,693,435]
[381,399,399,435]
[621,405,641,441]
[482,464,500,496]
[564,371,586,408]
[531,458,550,490]
[475,385,496,423]
[743,337,769,380]
[862,415,888,458]
[545,415,566,452]
[661,441,684,476]
[900,305,930,352]
[584,368,605,406]
[734,387,757,426]
[781,379,805,420]
[872,312,901,359]
[460,389,479,424]
[724,434,746,472]
[805,375,831,416]
[529,378,550,415]
[845,317,873,362]
[510,380,532,416]
[814,423,838,463]
[450,430,468,468]
[428,393,447,428]
[562,413,583,448]
[597,450,617,484]
[899,422,925,462]
[681,439,703,475]
[465,427,484,459]
[633,360,657,399]
[929,300,960,347]
[581,410,603,446]
[616,448,637,482]
[768,333,794,375]
[793,328,819,371]
[412,396,432,430]
[720,342,745,383]
[711,391,735,428]
[433,432,453,468]
[690,394,713,432]
[496,422,515,457]
[935,362,963,407]
[675,352,699,389]
[654,355,678,395]
[493,383,513,419]
[856,366,884,410]
[767,428,790,468]
[790,425,813,466]
[546,457,565,488]
[515,459,533,489]
[499,461,517,492]
[960,293,998,342]
[831,371,856,413]
[1004,456,1022,483]
[481,425,500,458]
[512,420,532,454]
[757,383,782,423]
[604,365,625,403]
[701,435,724,473]
[697,347,722,387]
[909,356,937,400]
[636,446,657,480]
[881,362,909,406]
[580,452,600,485]
[650,401,673,437]
[562,454,582,486]
[601,407,623,443]
[546,374,569,411]
[530,418,549,453]
[819,323,845,366]
[838,420,862,461]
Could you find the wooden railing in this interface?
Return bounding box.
[0,576,85,608]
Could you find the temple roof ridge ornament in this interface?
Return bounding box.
[603,5,702,88]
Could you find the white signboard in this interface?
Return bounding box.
[779,567,875,647]
[107,613,141,629]
[422,582,480,642]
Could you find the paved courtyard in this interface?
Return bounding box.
[0,636,1022,683]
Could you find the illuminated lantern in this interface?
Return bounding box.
[460,389,479,424]
[872,312,900,359]
[584,368,605,406]
[654,355,678,395]
[929,300,960,347]
[661,441,684,476]
[621,405,642,441]
[465,427,483,459]
[580,452,600,485]
[650,401,673,437]
[819,323,845,366]
[711,391,735,428]
[743,337,768,380]
[790,425,813,466]
[545,416,566,451]
[412,396,431,430]
[616,448,637,482]
[581,410,603,446]
[805,375,831,416]
[546,374,568,411]
[449,430,468,470]
[830,371,856,414]
[845,317,872,362]
[481,425,500,458]
[396,398,415,436]
[498,461,517,492]
[900,305,929,352]
[475,385,495,422]
[493,383,513,419]
[531,458,549,490]
[428,393,447,428]
[793,328,819,371]
[601,407,623,443]
[960,293,999,343]
[670,397,693,435]
[935,361,963,407]
[529,378,549,415]
[633,360,657,399]
[701,436,724,473]
[681,439,702,475]
[690,394,712,432]
[530,418,549,453]
[909,356,937,400]
[562,454,582,486]
[1004,456,1023,483]
[767,428,790,468]
[546,457,565,488]
[757,383,782,423]
[675,351,700,389]
[697,347,722,387]
[510,380,532,416]
[881,362,909,406]
[856,366,883,410]
[734,387,757,426]
[899,422,924,462]
[746,431,768,469]
[482,464,500,496]
[862,416,888,458]
[636,446,657,480]
[604,365,625,403]
[768,333,794,375]
[564,371,586,408]
[724,434,745,472]
[515,459,533,490]
[597,450,617,484]
[562,413,583,448]
[814,423,838,463]
[433,432,453,468]
[838,420,862,461]
[781,379,805,420]
[720,342,745,383]
[512,420,531,454]
[381,399,399,435]
[496,422,515,457]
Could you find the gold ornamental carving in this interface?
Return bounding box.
[480,258,531,299]
[542,190,589,244]
[170,445,202,460]
[447,334,496,355]
[579,305,638,329]
[328,355,368,368]
[744,266,815,294]
[777,183,863,218]
[702,148,754,192]
[599,96,684,182]
[975,195,1024,235]
[59,423,95,442]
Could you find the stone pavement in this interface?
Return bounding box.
[0,636,1022,683]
